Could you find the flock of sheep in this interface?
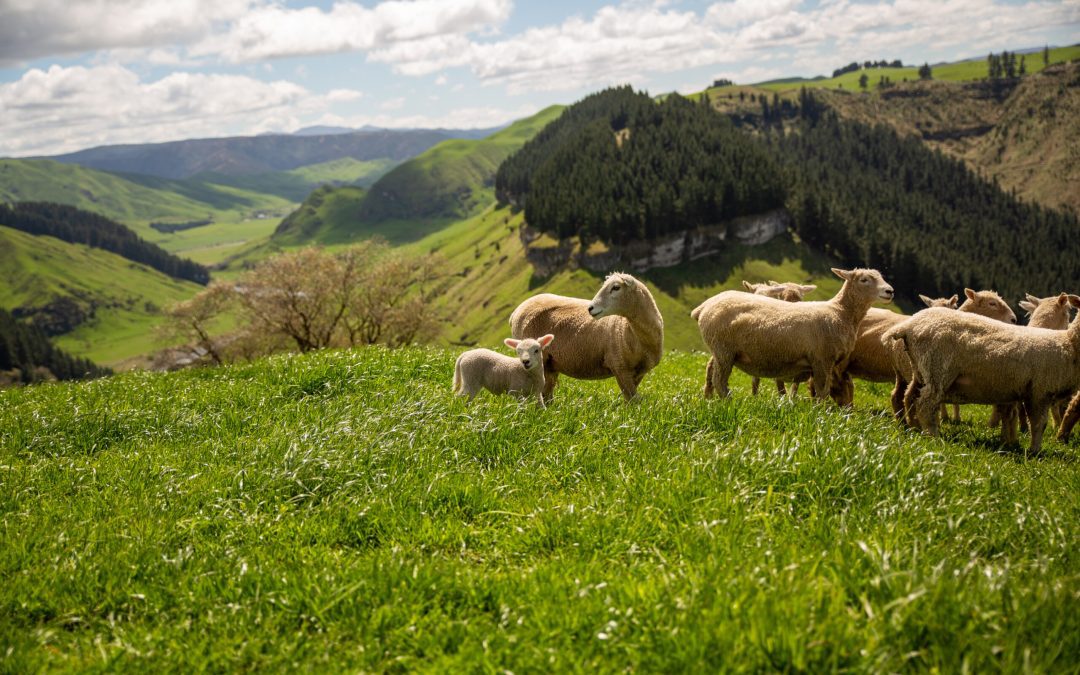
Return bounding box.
[453,269,1080,453]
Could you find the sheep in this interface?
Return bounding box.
[886,301,1080,453]
[990,293,1080,431]
[741,280,817,396]
[879,289,1017,421]
[509,273,664,401]
[693,268,893,400]
[453,335,554,406]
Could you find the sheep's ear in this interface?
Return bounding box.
[800,284,817,293]
[918,294,934,307]
[620,275,636,287]
[831,268,851,280]
[1057,293,1069,306]
[767,280,781,286]
[1025,293,1041,303]
[742,280,755,291]
[964,288,977,300]
[1068,295,1080,309]
[538,334,554,348]
[947,294,958,307]
[504,338,520,349]
[1019,300,1036,313]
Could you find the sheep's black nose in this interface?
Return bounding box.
[588,305,594,313]
[522,360,531,367]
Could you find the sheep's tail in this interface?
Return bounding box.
[690,302,706,321]
[452,358,463,394]
[883,325,908,347]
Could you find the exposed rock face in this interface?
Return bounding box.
[522,209,791,276]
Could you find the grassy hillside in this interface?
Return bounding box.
[0,226,201,366]
[750,44,1080,92]
[191,157,398,202]
[409,205,850,351]
[1,346,1076,671]
[353,107,566,227]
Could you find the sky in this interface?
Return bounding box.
[1,0,1077,157]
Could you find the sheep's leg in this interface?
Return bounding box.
[751,376,761,396]
[915,382,943,436]
[987,405,1002,428]
[541,370,559,404]
[790,381,800,396]
[1018,403,1030,434]
[613,369,638,401]
[903,379,923,428]
[703,357,716,399]
[708,353,734,399]
[836,372,854,407]
[1026,401,1050,455]
[951,404,961,423]
[1051,401,1065,429]
[774,379,787,397]
[890,375,907,421]
[810,362,832,402]
[1056,390,1080,442]
[996,404,1018,445]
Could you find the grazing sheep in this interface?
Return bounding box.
[1057,391,1080,442]
[993,293,1080,432]
[886,301,1080,453]
[509,273,664,401]
[453,335,554,406]
[741,280,817,396]
[880,290,1017,421]
[693,268,893,400]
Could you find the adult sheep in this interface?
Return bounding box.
[742,280,817,397]
[886,299,1080,453]
[693,268,893,400]
[509,272,664,402]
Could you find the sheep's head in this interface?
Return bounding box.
[919,294,959,309]
[504,334,553,371]
[743,280,816,303]
[1020,292,1080,330]
[832,268,893,303]
[960,288,1017,324]
[589,272,642,319]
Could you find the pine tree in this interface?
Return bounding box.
[1043,44,1050,66]
[858,73,869,90]
[918,63,932,80]
[1019,55,1026,76]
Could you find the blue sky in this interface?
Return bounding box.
[1,0,1077,156]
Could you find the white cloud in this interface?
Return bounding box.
[0,0,253,66]
[190,0,512,63]
[0,64,351,156]
[380,96,406,110]
[319,102,541,131]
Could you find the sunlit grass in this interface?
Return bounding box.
[1,347,1076,671]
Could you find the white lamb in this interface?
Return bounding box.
[453,335,555,406]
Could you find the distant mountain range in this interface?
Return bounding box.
[34,128,498,181]
[291,124,501,138]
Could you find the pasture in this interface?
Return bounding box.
[1,347,1077,671]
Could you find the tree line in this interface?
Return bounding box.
[495,87,785,243]
[767,97,1078,302]
[0,202,209,285]
[833,59,903,77]
[0,308,109,386]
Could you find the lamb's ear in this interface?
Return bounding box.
[620,274,636,287]
[742,280,756,291]
[504,338,520,349]
[831,268,851,280]
[964,288,977,301]
[1025,293,1041,303]
[1019,300,1036,314]
[800,284,817,293]
[538,334,554,348]
[1057,293,1069,306]
[947,294,959,308]
[767,280,781,286]
[918,294,934,307]
[1068,295,1080,309]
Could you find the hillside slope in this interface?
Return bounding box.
[1,347,1075,671]
[0,226,201,365]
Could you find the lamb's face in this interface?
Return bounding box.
[514,339,544,371]
[920,294,959,309]
[960,289,1017,324]
[1022,293,1077,329]
[588,273,637,319]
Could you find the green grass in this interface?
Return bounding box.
[0,226,202,366]
[1,346,1076,671]
[746,45,1080,93]
[191,158,399,202]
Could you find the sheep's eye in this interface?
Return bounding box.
[990,302,997,307]
[612,285,621,292]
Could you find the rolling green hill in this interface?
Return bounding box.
[190,157,399,202]
[1,346,1076,671]
[0,226,202,366]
